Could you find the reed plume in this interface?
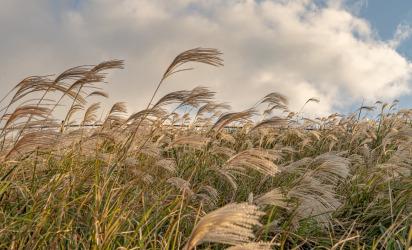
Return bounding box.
[183,203,264,250]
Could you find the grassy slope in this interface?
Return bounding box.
[0,49,411,249]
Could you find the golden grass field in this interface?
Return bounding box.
[0,48,411,249]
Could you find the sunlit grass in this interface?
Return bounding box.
[0,48,411,249]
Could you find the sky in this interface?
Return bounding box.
[1,0,412,117]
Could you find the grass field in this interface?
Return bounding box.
[0,48,411,249]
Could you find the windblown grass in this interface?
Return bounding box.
[0,48,411,249]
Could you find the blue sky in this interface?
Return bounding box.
[361,0,412,39]
[1,0,412,117]
[356,0,412,111]
[360,0,412,63]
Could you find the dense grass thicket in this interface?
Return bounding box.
[0,48,411,249]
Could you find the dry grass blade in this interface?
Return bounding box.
[183,203,264,250]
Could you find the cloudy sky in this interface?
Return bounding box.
[1,0,412,117]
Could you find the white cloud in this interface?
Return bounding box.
[1,0,411,117]
[342,0,368,15]
[389,23,412,49]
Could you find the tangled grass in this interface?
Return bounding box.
[0,48,411,249]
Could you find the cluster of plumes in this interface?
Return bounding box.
[0,59,125,159]
[1,48,411,249]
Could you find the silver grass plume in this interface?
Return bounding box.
[183,203,264,250]
[254,188,287,208]
[285,153,350,226]
[259,92,289,115]
[167,177,194,196]
[251,116,288,132]
[225,242,273,250]
[211,109,256,133]
[288,174,341,226]
[196,101,231,119]
[82,102,101,125]
[6,130,60,159]
[223,149,280,177]
[155,158,177,174]
[169,134,210,150]
[196,185,219,207]
[102,102,127,128]
[162,48,223,80]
